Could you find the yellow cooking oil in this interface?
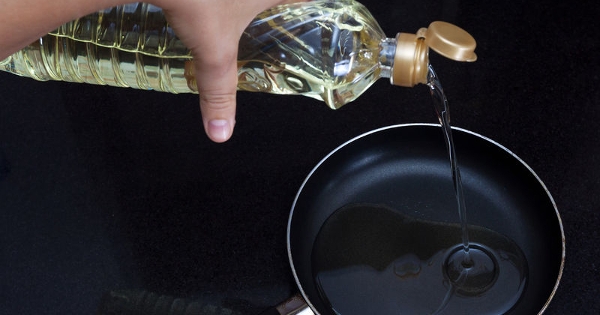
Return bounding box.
[0,0,476,109]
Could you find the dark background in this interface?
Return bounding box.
[1,0,598,313]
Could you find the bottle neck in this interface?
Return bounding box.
[381,33,430,87]
[379,38,397,80]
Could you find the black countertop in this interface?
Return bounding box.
[1,0,598,313]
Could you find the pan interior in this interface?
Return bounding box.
[288,124,564,315]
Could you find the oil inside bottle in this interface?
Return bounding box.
[1,1,388,109]
[311,67,528,314]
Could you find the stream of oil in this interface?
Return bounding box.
[311,67,528,314]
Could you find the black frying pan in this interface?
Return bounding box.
[284,124,565,315]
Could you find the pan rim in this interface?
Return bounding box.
[286,122,565,315]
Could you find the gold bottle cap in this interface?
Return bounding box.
[392,21,477,87]
[392,32,428,87]
[423,21,477,62]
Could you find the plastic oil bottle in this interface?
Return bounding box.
[0,0,476,109]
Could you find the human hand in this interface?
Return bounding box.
[153,0,306,142]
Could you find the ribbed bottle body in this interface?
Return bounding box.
[1,3,193,93]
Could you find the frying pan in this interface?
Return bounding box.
[282,123,564,315]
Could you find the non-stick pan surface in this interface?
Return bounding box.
[287,124,564,314]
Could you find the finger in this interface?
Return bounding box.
[166,0,311,142]
[194,44,238,143]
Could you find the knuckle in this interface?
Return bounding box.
[199,92,236,110]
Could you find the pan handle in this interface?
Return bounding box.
[259,294,315,315]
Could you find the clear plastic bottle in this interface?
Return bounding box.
[0,0,476,109]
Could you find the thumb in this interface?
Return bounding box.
[193,46,238,143]
[188,34,237,142]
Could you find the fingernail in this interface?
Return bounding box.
[207,119,231,142]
